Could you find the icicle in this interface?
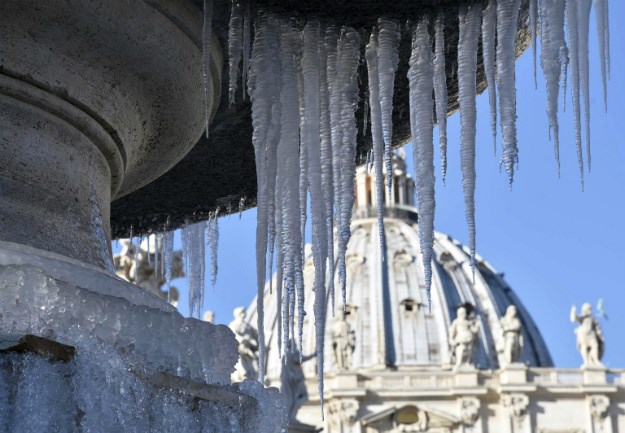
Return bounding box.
[276,21,303,368]
[497,0,521,186]
[335,28,361,309]
[163,231,175,290]
[565,0,585,188]
[297,37,308,352]
[540,0,566,175]
[481,0,498,155]
[202,0,214,138]
[594,0,608,112]
[182,222,206,319]
[604,0,610,81]
[248,13,281,384]
[147,234,152,267]
[208,209,220,287]
[134,235,142,282]
[239,197,245,218]
[228,0,244,106]
[458,3,482,273]
[578,0,592,171]
[408,16,436,307]
[319,28,336,314]
[242,0,251,100]
[530,0,538,88]
[275,179,285,358]
[154,233,161,280]
[302,21,328,415]
[366,28,387,267]
[363,96,369,137]
[377,18,401,198]
[433,13,449,180]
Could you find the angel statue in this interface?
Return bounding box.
[570,303,605,367]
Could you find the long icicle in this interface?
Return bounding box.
[408,16,436,307]
[434,12,449,180]
[497,0,522,186]
[565,0,585,189]
[228,0,243,106]
[530,0,539,88]
[377,18,401,198]
[458,3,482,274]
[319,28,336,314]
[202,0,214,138]
[539,0,567,176]
[577,0,592,171]
[336,28,361,309]
[482,0,498,155]
[302,21,328,416]
[594,0,608,112]
[366,27,386,269]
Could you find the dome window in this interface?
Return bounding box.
[401,298,420,314]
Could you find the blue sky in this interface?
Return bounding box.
[169,4,625,369]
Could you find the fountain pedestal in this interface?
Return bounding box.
[0,1,285,431]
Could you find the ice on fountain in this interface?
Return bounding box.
[594,0,609,111]
[182,221,206,319]
[163,230,175,291]
[530,0,539,88]
[228,0,243,106]
[208,209,220,287]
[408,16,436,306]
[366,27,387,264]
[242,0,251,100]
[497,0,521,185]
[377,18,401,197]
[202,0,214,138]
[335,28,361,309]
[458,3,482,272]
[578,0,592,170]
[565,0,585,188]
[434,13,449,178]
[482,0,498,154]
[540,0,567,174]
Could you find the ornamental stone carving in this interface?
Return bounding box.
[502,394,530,419]
[332,311,356,371]
[229,307,259,382]
[500,305,524,365]
[589,395,610,423]
[570,303,605,367]
[459,397,481,426]
[392,406,428,432]
[327,399,359,429]
[449,305,479,369]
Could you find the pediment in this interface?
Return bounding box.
[361,404,461,432]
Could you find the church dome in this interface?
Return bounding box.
[245,152,552,382]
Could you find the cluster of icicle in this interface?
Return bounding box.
[126,211,221,319]
[223,0,610,409]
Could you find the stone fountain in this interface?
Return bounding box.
[0,0,535,431]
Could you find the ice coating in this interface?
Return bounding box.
[530,0,539,88]
[482,0,498,154]
[377,18,401,197]
[540,0,567,174]
[366,28,386,268]
[497,0,521,185]
[594,0,609,112]
[408,16,435,306]
[434,13,449,180]
[202,0,214,138]
[228,0,243,106]
[458,3,482,273]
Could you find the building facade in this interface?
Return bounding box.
[242,152,625,433]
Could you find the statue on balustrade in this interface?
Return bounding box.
[500,305,524,365]
[331,310,356,371]
[449,305,479,369]
[229,307,259,381]
[570,303,605,367]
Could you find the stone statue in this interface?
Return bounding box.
[448,305,479,369]
[113,236,182,306]
[500,305,524,365]
[570,303,605,367]
[229,307,259,381]
[331,311,356,370]
[280,339,314,424]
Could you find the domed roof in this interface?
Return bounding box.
[245,154,552,382]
